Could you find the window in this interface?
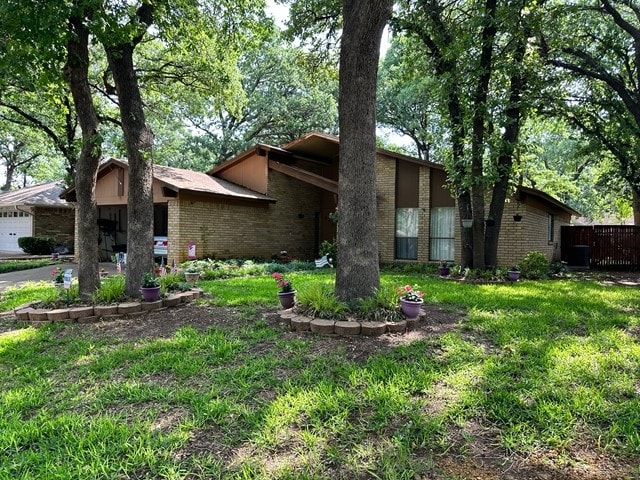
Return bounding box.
[548,214,555,243]
[395,208,419,260]
[430,207,455,261]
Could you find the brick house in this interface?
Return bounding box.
[73,132,578,266]
[0,182,75,253]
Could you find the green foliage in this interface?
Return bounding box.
[17,236,55,255]
[318,240,337,266]
[519,251,549,280]
[296,282,348,320]
[357,284,404,322]
[141,272,160,288]
[92,275,126,305]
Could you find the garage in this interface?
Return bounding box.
[0,210,33,252]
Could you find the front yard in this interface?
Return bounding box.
[1,271,639,479]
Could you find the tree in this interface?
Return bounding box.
[392,0,538,268]
[335,0,393,302]
[540,0,640,224]
[186,28,339,164]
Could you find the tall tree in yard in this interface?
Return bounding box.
[335,0,392,301]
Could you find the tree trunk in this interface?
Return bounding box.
[65,12,101,301]
[633,189,640,225]
[335,0,392,302]
[105,42,154,297]
[485,26,525,267]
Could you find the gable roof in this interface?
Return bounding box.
[0,182,71,208]
[516,186,581,217]
[64,158,275,203]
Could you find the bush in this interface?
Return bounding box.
[519,251,549,279]
[319,240,337,266]
[357,285,404,322]
[296,283,348,320]
[18,236,55,255]
[93,275,126,304]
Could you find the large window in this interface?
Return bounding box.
[430,207,455,261]
[395,208,419,260]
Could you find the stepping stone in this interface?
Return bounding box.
[69,306,94,319]
[290,316,311,332]
[47,309,70,322]
[28,309,49,322]
[406,317,419,331]
[94,305,118,317]
[360,321,387,336]
[163,295,181,307]
[141,300,163,311]
[335,321,361,336]
[118,302,141,315]
[310,319,335,334]
[387,320,407,333]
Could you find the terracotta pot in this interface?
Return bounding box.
[278,290,296,309]
[400,298,423,318]
[140,286,161,302]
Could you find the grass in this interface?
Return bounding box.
[0,258,53,274]
[1,271,639,478]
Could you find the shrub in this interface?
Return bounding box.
[519,251,549,279]
[18,236,55,255]
[296,283,348,320]
[319,240,337,266]
[358,285,404,322]
[93,274,126,304]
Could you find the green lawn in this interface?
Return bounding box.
[1,272,639,479]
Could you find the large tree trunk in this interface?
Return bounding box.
[105,42,154,297]
[633,189,640,225]
[485,26,525,267]
[335,0,392,302]
[65,12,101,301]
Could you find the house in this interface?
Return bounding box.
[70,133,578,267]
[0,182,75,253]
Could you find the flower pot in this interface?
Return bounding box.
[184,272,200,282]
[278,290,296,309]
[508,271,521,281]
[461,219,473,228]
[140,286,161,302]
[438,267,450,277]
[513,214,522,222]
[400,298,423,318]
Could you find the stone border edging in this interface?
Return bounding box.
[278,308,423,337]
[11,288,204,325]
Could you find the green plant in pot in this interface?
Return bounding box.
[140,272,161,301]
[507,264,521,281]
[183,265,200,282]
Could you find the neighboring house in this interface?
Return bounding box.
[67,133,578,266]
[0,182,75,253]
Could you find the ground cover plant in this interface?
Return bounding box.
[0,258,53,275]
[1,270,639,479]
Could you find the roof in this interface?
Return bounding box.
[210,131,441,176]
[64,158,275,203]
[0,182,71,208]
[517,186,581,217]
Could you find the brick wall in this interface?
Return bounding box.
[32,206,75,247]
[167,171,323,263]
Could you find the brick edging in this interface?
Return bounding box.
[11,288,204,326]
[278,308,423,337]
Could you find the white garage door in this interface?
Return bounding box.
[0,210,33,252]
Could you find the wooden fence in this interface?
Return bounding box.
[561,225,640,270]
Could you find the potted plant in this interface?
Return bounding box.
[184,265,200,283]
[438,261,451,277]
[397,284,424,318]
[272,272,295,309]
[140,272,161,301]
[507,265,521,281]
